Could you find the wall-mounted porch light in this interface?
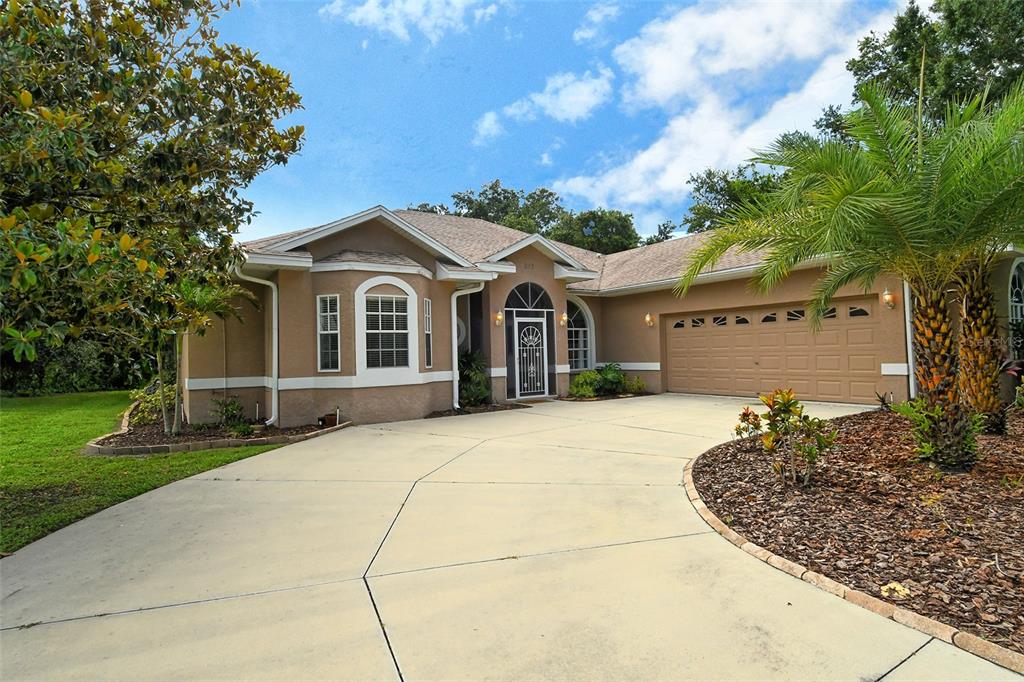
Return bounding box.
[495,310,504,326]
[560,311,568,326]
[881,288,896,309]
[644,312,655,327]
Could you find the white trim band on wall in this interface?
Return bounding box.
[188,372,454,391]
[488,367,507,378]
[881,363,910,376]
[186,376,271,390]
[555,364,571,374]
[596,362,661,371]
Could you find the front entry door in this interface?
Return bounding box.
[514,317,548,398]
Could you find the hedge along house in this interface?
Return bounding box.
[183,206,1024,427]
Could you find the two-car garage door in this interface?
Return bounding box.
[665,296,887,403]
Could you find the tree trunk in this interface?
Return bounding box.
[156,338,170,434]
[910,286,976,468]
[172,331,183,435]
[958,261,1006,434]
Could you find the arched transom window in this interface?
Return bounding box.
[567,300,591,370]
[506,282,552,310]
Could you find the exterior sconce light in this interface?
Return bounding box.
[881,288,896,309]
[644,312,655,327]
[560,312,568,326]
[495,310,504,326]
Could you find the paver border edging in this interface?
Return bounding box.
[82,406,353,456]
[682,456,1024,675]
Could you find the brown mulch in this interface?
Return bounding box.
[427,403,529,418]
[98,422,321,447]
[692,408,1024,655]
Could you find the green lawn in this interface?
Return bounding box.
[0,391,277,554]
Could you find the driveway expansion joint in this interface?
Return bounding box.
[682,457,1024,675]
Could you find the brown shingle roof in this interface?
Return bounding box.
[319,249,421,268]
[244,208,764,293]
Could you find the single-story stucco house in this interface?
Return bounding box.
[182,206,1024,426]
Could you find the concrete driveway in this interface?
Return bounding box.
[1,394,1017,681]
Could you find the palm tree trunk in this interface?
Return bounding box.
[156,337,170,435]
[172,332,183,435]
[910,286,976,468]
[958,261,1006,434]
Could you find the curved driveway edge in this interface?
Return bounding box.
[684,457,1024,676]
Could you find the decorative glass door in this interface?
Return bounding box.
[515,318,547,397]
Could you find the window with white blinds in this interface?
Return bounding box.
[366,295,409,368]
[423,298,433,368]
[317,294,340,371]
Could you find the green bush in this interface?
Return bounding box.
[1,338,147,396]
[569,370,601,398]
[230,422,254,438]
[211,395,246,427]
[623,375,646,394]
[894,399,980,466]
[1014,384,1024,409]
[128,381,176,426]
[597,363,626,394]
[458,351,491,407]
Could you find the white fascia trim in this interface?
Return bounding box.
[279,371,453,390]
[487,367,507,378]
[485,234,587,270]
[476,261,516,274]
[270,206,474,267]
[311,261,433,279]
[355,275,420,378]
[881,362,910,376]
[596,362,661,371]
[244,251,312,269]
[553,263,600,282]
[555,364,571,374]
[436,263,498,281]
[186,376,271,390]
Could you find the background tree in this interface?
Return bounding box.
[681,164,782,233]
[644,220,678,245]
[678,82,1024,468]
[545,208,640,255]
[1,0,304,363]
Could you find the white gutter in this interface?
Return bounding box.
[903,280,917,399]
[450,282,485,409]
[235,267,279,425]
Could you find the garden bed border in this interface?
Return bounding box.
[82,403,353,455]
[683,457,1024,675]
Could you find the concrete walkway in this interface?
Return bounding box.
[1,394,1018,680]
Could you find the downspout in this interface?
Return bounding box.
[451,282,485,409]
[903,280,917,399]
[235,266,279,425]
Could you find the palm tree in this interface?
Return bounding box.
[677,80,1024,468]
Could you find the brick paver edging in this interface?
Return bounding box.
[683,457,1024,675]
[83,403,353,455]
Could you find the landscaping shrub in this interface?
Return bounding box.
[230,423,254,438]
[597,362,626,394]
[569,370,601,398]
[623,375,646,394]
[734,389,838,486]
[1,339,147,397]
[211,395,246,427]
[458,351,491,407]
[128,381,177,426]
[1015,384,1024,410]
[893,399,981,467]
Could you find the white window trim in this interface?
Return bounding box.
[424,297,433,369]
[316,294,341,373]
[566,295,596,370]
[355,275,419,382]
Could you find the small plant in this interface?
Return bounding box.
[736,389,838,486]
[1015,383,1024,410]
[623,375,646,394]
[597,362,626,395]
[569,370,601,398]
[211,394,246,427]
[128,380,177,426]
[893,399,981,467]
[230,423,254,438]
[458,351,491,407]
[875,391,894,412]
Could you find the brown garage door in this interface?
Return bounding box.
[665,297,887,403]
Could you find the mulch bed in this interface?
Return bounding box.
[692,408,1024,655]
[427,403,529,418]
[98,422,321,447]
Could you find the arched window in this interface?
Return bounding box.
[1010,260,1024,356]
[566,299,592,370]
[506,282,552,310]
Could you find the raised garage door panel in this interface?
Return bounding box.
[666,298,887,403]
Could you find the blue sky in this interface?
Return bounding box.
[217,0,901,242]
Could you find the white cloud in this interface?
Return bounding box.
[539,152,553,166]
[504,66,615,123]
[573,3,620,44]
[538,137,564,166]
[555,1,900,210]
[472,110,504,145]
[318,0,494,44]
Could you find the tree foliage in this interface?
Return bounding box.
[681,164,782,233]
[545,208,641,255]
[1,0,304,361]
